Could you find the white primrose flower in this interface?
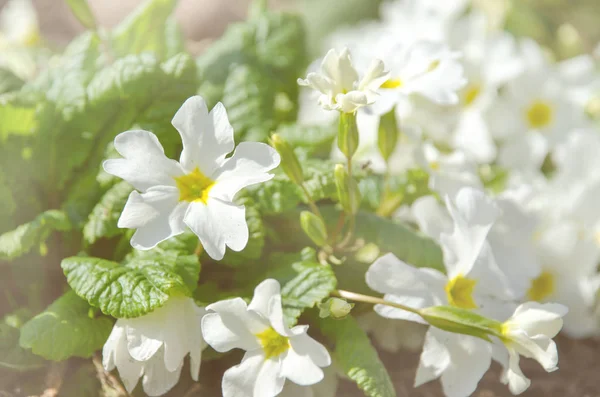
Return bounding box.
[201,279,331,397]
[358,312,426,353]
[415,142,482,198]
[0,0,39,47]
[366,187,515,396]
[279,365,339,397]
[297,47,389,113]
[102,297,206,396]
[494,302,568,395]
[103,96,280,260]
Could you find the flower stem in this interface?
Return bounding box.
[299,183,324,221]
[332,289,422,316]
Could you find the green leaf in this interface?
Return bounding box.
[275,123,336,158]
[19,291,113,361]
[319,316,396,397]
[83,181,133,245]
[0,210,71,261]
[65,0,97,30]
[0,68,24,94]
[281,262,337,326]
[0,312,45,371]
[111,0,178,59]
[221,62,276,141]
[0,96,37,140]
[62,252,199,318]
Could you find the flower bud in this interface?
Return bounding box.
[334,164,361,215]
[338,112,359,160]
[318,298,354,319]
[419,306,502,342]
[270,133,304,185]
[377,108,398,161]
[300,211,328,247]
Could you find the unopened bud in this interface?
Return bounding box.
[270,133,304,185]
[338,112,359,160]
[377,108,398,161]
[335,164,361,215]
[318,298,354,319]
[419,306,502,342]
[300,211,328,247]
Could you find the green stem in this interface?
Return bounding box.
[300,183,324,221]
[332,289,422,316]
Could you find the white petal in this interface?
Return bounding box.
[249,279,281,318]
[187,303,206,381]
[171,96,234,175]
[202,298,264,352]
[162,301,189,372]
[411,195,452,242]
[104,324,144,394]
[281,348,324,386]
[125,316,166,362]
[119,187,187,250]
[211,142,280,202]
[414,328,451,387]
[141,351,183,397]
[441,187,499,277]
[255,357,285,397]
[335,91,369,113]
[509,302,568,338]
[502,348,531,395]
[222,350,264,397]
[184,198,248,261]
[103,130,183,192]
[289,332,331,368]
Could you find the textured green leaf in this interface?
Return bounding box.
[275,123,336,158]
[281,262,337,326]
[0,210,71,260]
[110,0,178,59]
[0,96,37,140]
[62,252,199,318]
[19,291,113,361]
[320,316,396,397]
[83,181,133,245]
[359,169,431,214]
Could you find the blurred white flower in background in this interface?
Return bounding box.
[0,0,40,79]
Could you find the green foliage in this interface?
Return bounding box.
[19,291,113,361]
[281,261,337,326]
[420,306,503,342]
[0,69,25,95]
[0,312,45,371]
[320,316,396,397]
[0,95,37,140]
[110,0,179,60]
[65,0,98,30]
[275,123,337,158]
[83,181,133,245]
[0,210,71,260]
[62,251,200,318]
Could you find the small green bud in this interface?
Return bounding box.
[318,298,354,319]
[334,164,361,215]
[300,211,328,247]
[270,133,304,185]
[419,306,503,342]
[377,108,398,161]
[338,112,359,160]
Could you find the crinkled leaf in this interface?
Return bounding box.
[62,252,199,318]
[281,262,337,326]
[19,290,113,361]
[0,210,71,261]
[83,181,133,245]
[110,0,178,59]
[275,123,336,158]
[320,316,396,397]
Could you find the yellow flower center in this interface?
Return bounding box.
[463,84,481,107]
[445,274,478,309]
[428,60,440,72]
[429,161,440,171]
[526,271,555,301]
[173,167,215,203]
[525,100,553,129]
[380,78,403,89]
[22,28,41,47]
[256,327,290,359]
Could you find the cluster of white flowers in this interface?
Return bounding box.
[97,0,600,396]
